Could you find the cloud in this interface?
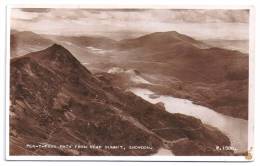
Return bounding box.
[11,8,249,40]
[168,9,249,23]
[12,8,249,23]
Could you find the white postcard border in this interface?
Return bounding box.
[5,4,255,162]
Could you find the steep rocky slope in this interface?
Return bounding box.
[10,44,233,156]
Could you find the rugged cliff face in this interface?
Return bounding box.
[10,44,233,156]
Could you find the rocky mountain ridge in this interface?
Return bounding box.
[10,44,233,156]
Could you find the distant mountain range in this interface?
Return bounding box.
[10,30,53,57]
[10,30,249,120]
[10,30,248,57]
[10,44,233,156]
[204,39,249,54]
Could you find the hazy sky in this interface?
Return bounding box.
[11,8,249,40]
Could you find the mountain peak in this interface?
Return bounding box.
[47,43,66,51]
[21,43,90,75]
[49,43,65,50]
[119,30,207,50]
[36,43,74,59]
[145,31,197,43]
[149,31,179,36]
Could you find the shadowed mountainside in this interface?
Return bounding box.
[10,44,233,156]
[116,31,248,84]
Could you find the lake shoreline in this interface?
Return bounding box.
[129,88,248,154]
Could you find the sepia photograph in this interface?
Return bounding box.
[7,6,253,160]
